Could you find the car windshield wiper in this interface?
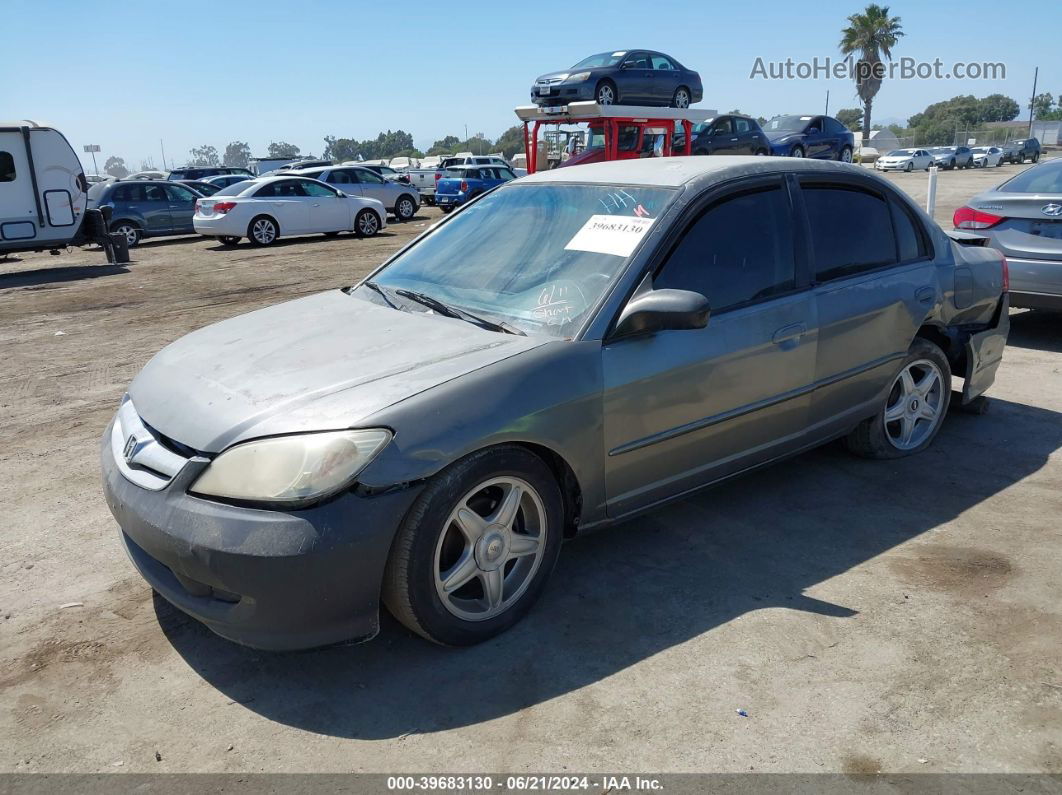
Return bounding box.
[360,280,400,309]
[394,288,526,336]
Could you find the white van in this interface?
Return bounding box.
[1,120,92,254]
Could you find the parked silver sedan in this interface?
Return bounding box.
[954,157,1062,310]
[288,165,420,221]
[103,157,1008,651]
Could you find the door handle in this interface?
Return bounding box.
[915,286,935,305]
[312,202,321,207]
[772,323,807,345]
[730,137,738,141]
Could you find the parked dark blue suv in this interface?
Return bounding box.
[86,180,203,247]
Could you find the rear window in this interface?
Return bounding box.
[214,180,253,196]
[443,168,465,178]
[998,162,1062,194]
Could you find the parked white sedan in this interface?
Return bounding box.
[971,146,1004,168]
[193,176,387,246]
[874,148,933,172]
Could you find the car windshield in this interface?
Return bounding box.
[571,51,626,69]
[887,150,915,156]
[364,183,676,338]
[763,115,809,132]
[998,162,1062,194]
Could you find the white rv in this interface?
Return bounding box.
[1,120,92,254]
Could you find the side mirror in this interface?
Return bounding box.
[336,190,347,197]
[612,288,710,338]
[620,61,632,70]
[807,127,820,135]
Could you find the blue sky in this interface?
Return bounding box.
[6,0,1053,172]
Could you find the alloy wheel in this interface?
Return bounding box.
[397,198,415,220]
[673,89,690,109]
[252,219,276,245]
[841,148,853,163]
[597,84,615,105]
[358,212,379,236]
[115,224,138,247]
[883,359,945,451]
[433,476,548,622]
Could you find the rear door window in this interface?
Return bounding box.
[801,184,897,281]
[301,180,338,197]
[357,169,386,184]
[164,184,197,202]
[654,184,797,312]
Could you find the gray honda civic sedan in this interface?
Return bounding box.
[102,157,1009,650]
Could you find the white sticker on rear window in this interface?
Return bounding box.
[564,214,655,257]
[800,116,812,120]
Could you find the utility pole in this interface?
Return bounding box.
[824,89,830,116]
[160,139,168,170]
[1027,66,1039,135]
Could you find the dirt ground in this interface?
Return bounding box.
[1,164,1060,775]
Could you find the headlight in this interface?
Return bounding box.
[566,71,591,82]
[190,429,392,504]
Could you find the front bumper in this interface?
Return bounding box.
[530,82,594,106]
[101,418,422,650]
[875,161,910,171]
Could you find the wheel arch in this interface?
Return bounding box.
[248,213,280,235]
[915,323,965,377]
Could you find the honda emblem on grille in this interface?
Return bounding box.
[1042,203,1062,217]
[123,434,139,462]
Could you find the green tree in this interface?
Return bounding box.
[839,4,904,147]
[427,135,461,156]
[1030,92,1056,119]
[103,155,128,178]
[978,94,1020,123]
[267,141,301,159]
[493,126,526,158]
[322,136,359,162]
[188,144,220,167]
[836,107,864,130]
[223,141,251,168]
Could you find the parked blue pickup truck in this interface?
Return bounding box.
[434,164,518,212]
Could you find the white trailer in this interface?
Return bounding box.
[1,120,94,254]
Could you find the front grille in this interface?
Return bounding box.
[112,398,191,490]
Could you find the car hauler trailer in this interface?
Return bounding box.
[0,120,125,262]
[515,101,716,174]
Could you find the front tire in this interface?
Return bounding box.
[789,145,805,158]
[595,80,617,106]
[382,446,564,646]
[247,215,278,246]
[845,338,951,460]
[905,161,913,172]
[354,209,380,237]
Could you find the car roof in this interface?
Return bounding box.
[519,155,871,188]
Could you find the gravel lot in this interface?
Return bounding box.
[1,162,1059,775]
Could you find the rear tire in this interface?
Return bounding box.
[845,338,951,460]
[671,86,691,109]
[382,445,564,646]
[354,209,380,237]
[839,146,853,163]
[111,221,141,248]
[247,215,278,246]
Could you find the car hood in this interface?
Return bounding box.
[128,290,550,453]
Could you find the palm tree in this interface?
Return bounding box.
[840,4,904,149]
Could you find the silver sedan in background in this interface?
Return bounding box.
[955,157,1062,310]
